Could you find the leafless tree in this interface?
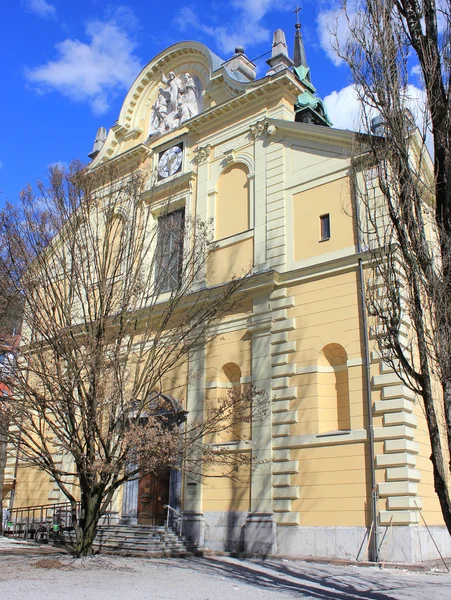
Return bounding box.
[0,161,264,555]
[335,1,451,534]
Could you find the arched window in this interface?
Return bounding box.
[318,344,351,432]
[216,165,250,240]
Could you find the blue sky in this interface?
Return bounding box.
[0,1,422,206]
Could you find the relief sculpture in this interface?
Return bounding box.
[149,71,202,137]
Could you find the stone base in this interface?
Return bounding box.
[182,512,206,548]
[243,512,277,556]
[203,511,248,553]
[277,525,451,564]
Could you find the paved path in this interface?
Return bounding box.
[0,546,450,600]
[0,537,451,600]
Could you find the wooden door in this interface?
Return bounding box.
[137,471,170,525]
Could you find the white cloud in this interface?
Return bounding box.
[25,0,56,18]
[175,1,287,55]
[25,18,142,115]
[324,84,362,131]
[317,4,358,67]
[324,83,432,153]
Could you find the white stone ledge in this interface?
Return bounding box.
[386,467,421,482]
[382,385,415,400]
[376,452,417,468]
[213,228,253,249]
[274,512,300,525]
[272,499,291,512]
[383,412,417,428]
[272,387,297,400]
[272,424,291,437]
[273,448,290,462]
[272,308,288,322]
[378,481,418,497]
[270,297,295,310]
[374,398,414,414]
[273,411,298,425]
[379,510,420,525]
[271,332,289,344]
[272,377,289,389]
[374,425,415,440]
[272,364,296,377]
[273,461,299,475]
[271,341,297,356]
[384,439,419,454]
[273,474,291,487]
[271,355,289,367]
[387,496,423,510]
[272,400,290,413]
[272,318,296,333]
[273,487,299,500]
[269,287,288,301]
[373,372,403,387]
[273,429,367,449]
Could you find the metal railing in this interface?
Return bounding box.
[3,500,117,538]
[3,502,79,538]
[163,504,187,538]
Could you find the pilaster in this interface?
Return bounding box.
[182,344,207,546]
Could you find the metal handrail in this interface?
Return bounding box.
[4,500,116,536]
[163,504,186,537]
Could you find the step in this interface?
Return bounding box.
[56,524,193,557]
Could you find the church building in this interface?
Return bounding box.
[3,22,451,564]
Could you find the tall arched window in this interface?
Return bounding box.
[318,344,351,432]
[216,165,250,240]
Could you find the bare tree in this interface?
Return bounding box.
[335,1,451,534]
[0,161,264,556]
[0,270,21,527]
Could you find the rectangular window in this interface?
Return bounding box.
[155,208,185,292]
[320,214,330,241]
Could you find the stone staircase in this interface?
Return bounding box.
[59,524,194,557]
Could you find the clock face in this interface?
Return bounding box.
[158,145,183,179]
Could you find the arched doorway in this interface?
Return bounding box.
[136,392,186,526]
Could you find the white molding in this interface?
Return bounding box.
[273,428,367,450]
[212,228,254,249]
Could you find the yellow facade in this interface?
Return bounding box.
[5,33,450,563]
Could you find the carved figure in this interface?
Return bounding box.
[148,88,170,136]
[149,71,202,137]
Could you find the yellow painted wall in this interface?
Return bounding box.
[207,237,253,286]
[413,394,449,525]
[288,272,365,436]
[216,165,250,240]
[292,177,355,262]
[293,442,371,526]
[202,458,250,513]
[13,466,53,508]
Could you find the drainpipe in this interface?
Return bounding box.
[352,167,379,563]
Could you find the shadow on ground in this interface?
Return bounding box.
[175,556,444,600]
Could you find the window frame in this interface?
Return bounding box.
[155,208,185,293]
[319,213,331,242]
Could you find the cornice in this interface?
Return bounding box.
[266,117,356,148]
[187,74,301,135]
[89,144,151,174]
[141,170,196,201]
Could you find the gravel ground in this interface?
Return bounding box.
[0,537,450,600]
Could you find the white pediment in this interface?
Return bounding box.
[90,41,251,167]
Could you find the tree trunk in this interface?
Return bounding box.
[0,425,6,530]
[73,490,103,557]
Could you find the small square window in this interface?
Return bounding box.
[320,214,330,241]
